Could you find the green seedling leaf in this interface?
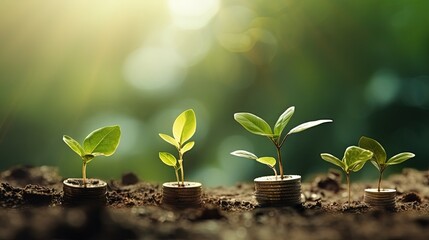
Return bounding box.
[358,136,386,167]
[63,135,85,157]
[181,141,195,154]
[230,150,258,160]
[159,152,177,167]
[83,125,121,156]
[173,109,196,144]
[320,153,345,170]
[370,160,381,171]
[234,112,273,136]
[288,119,332,135]
[63,125,121,185]
[343,146,373,172]
[159,133,179,148]
[256,157,276,167]
[386,152,415,165]
[273,106,295,137]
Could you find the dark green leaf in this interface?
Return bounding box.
[358,136,386,167]
[83,125,121,156]
[234,112,273,136]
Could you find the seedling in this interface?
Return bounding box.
[159,109,196,187]
[321,146,373,206]
[358,136,415,191]
[233,106,332,179]
[63,125,121,185]
[230,150,277,177]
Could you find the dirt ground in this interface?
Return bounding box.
[0,165,428,240]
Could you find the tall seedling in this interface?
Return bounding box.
[234,106,332,179]
[63,125,121,185]
[159,109,196,186]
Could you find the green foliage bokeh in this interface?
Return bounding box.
[0,0,428,186]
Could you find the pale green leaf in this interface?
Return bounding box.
[230,150,258,160]
[358,136,386,167]
[320,153,345,170]
[350,160,367,172]
[181,141,195,154]
[159,133,179,148]
[256,157,276,167]
[386,152,415,165]
[234,112,273,136]
[370,160,381,171]
[173,109,196,144]
[63,135,85,157]
[273,106,295,137]
[343,146,373,171]
[288,119,332,135]
[159,152,177,167]
[83,125,121,156]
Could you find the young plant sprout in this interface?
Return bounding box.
[63,125,121,185]
[358,136,415,192]
[234,106,332,179]
[231,150,277,177]
[159,109,196,186]
[321,146,373,206]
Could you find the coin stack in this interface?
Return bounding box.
[254,175,302,207]
[162,182,202,209]
[63,178,107,206]
[364,188,396,209]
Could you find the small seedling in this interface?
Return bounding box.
[358,136,415,191]
[159,109,196,186]
[233,106,332,179]
[230,150,277,177]
[63,125,121,185]
[321,146,373,206]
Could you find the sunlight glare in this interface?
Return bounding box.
[168,0,220,29]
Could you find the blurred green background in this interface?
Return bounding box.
[1,0,428,186]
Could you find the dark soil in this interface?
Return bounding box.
[1,166,428,239]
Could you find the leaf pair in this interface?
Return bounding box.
[63,125,121,163]
[321,146,373,174]
[230,150,276,168]
[159,109,196,155]
[358,136,415,172]
[234,106,332,142]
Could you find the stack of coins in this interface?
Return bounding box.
[63,178,107,206]
[254,175,302,207]
[162,182,202,208]
[364,188,396,209]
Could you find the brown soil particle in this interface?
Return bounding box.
[0,166,428,239]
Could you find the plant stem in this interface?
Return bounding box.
[346,173,350,207]
[82,161,87,186]
[272,167,278,179]
[175,168,180,186]
[378,170,384,192]
[276,145,284,179]
[178,158,184,186]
